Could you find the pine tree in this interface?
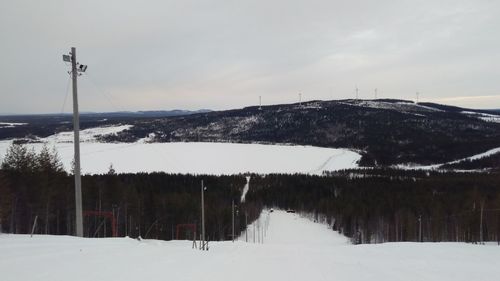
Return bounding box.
[107,163,116,175]
[1,143,36,172]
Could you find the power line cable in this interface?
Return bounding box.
[84,73,128,113]
[59,74,72,114]
[77,73,188,173]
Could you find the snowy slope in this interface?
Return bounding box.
[0,125,361,175]
[42,125,133,143]
[397,146,500,170]
[461,111,500,123]
[340,100,443,115]
[1,210,499,281]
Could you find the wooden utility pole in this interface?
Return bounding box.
[258,219,260,243]
[418,215,422,242]
[201,180,206,250]
[232,200,235,242]
[245,212,248,242]
[480,201,484,244]
[64,47,86,237]
[253,223,256,243]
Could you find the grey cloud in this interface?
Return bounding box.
[0,0,499,114]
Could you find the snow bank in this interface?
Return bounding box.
[1,210,499,281]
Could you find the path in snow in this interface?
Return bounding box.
[240,176,250,203]
[1,211,499,281]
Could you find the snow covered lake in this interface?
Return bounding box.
[1,210,498,281]
[0,125,361,175]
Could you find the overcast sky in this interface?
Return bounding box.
[1,0,499,114]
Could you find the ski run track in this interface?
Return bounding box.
[1,210,499,281]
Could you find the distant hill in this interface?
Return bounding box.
[2,100,500,166]
[95,99,500,166]
[0,109,211,118]
[0,109,211,140]
[80,109,212,118]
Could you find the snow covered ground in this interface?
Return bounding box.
[0,122,28,128]
[340,100,443,115]
[1,210,499,281]
[42,124,133,143]
[0,141,360,175]
[461,111,500,123]
[0,125,361,175]
[397,146,500,170]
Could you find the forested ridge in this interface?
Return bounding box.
[2,99,500,167]
[98,99,500,166]
[1,144,499,244]
[0,110,210,141]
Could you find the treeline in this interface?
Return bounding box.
[245,169,500,244]
[0,144,261,241]
[441,152,500,170]
[2,143,500,245]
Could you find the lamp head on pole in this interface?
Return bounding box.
[78,64,88,73]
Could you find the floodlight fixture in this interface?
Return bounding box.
[78,64,88,72]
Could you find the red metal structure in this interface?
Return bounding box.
[83,210,117,237]
[176,224,196,240]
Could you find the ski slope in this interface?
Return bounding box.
[1,211,499,281]
[0,125,361,175]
